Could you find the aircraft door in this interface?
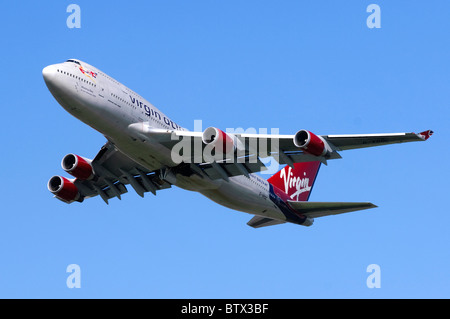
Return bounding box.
[98,81,108,99]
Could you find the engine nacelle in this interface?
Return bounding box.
[61,154,94,180]
[202,127,236,155]
[47,176,80,203]
[293,130,329,157]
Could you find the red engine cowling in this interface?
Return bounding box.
[47,176,80,203]
[293,130,328,157]
[202,127,236,155]
[61,154,94,180]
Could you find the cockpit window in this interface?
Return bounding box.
[66,59,81,65]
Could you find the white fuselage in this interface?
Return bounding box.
[43,59,287,222]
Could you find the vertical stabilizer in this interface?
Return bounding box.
[267,162,321,201]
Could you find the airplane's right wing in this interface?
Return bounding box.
[48,141,172,204]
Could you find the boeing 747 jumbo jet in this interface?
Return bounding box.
[43,59,433,228]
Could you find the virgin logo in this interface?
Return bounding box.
[280,166,311,201]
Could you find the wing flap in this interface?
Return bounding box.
[200,156,267,181]
[287,201,377,218]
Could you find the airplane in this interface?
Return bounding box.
[42,59,433,228]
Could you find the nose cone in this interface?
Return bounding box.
[42,65,56,86]
[42,64,66,97]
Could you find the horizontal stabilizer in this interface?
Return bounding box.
[247,216,286,228]
[287,201,377,219]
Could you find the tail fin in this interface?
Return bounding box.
[267,162,321,201]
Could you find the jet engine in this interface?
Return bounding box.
[202,127,236,155]
[47,176,81,203]
[61,154,94,180]
[294,130,330,157]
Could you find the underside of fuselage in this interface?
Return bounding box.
[198,177,287,222]
[43,59,284,222]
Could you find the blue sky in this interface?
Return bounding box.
[0,1,448,298]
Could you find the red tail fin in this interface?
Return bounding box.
[268,162,321,201]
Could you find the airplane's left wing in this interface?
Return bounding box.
[48,141,171,204]
[128,123,433,173]
[322,130,434,151]
[235,129,434,164]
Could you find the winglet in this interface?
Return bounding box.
[418,130,434,141]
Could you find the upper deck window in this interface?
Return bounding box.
[66,59,81,65]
